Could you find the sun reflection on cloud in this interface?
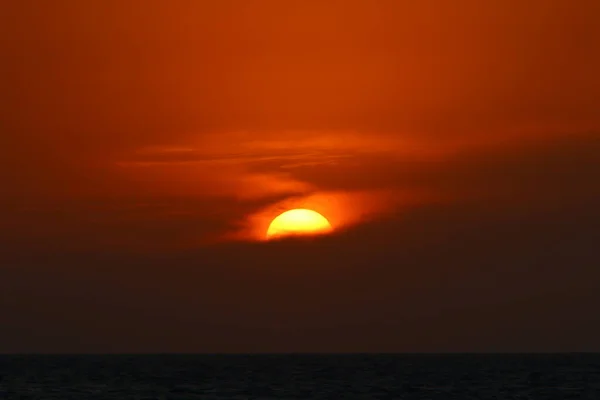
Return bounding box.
[116,129,572,243]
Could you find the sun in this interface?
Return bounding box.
[266,209,333,240]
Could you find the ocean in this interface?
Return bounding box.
[1,354,598,399]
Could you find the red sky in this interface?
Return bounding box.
[1,0,599,352]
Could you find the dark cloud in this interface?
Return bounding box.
[281,133,600,203]
[1,198,599,353]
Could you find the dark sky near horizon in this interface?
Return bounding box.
[1,0,600,353]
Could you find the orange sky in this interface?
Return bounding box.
[1,0,600,352]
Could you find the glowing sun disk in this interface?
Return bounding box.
[266,209,333,239]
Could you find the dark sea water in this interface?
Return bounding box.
[1,354,599,399]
